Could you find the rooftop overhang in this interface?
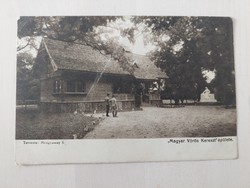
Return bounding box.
[58,68,134,79]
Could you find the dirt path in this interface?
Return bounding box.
[84,106,236,139]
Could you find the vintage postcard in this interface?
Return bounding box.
[15,16,237,164]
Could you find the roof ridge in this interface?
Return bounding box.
[44,38,149,58]
[43,37,92,48]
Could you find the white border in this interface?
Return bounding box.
[16,137,238,165]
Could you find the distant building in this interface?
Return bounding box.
[35,38,167,112]
[200,87,217,103]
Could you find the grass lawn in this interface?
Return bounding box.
[16,109,100,139]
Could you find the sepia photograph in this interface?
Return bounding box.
[16,16,236,140]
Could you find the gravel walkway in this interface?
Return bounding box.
[84,106,236,139]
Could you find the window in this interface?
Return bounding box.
[53,80,63,93]
[66,80,76,92]
[113,80,132,94]
[66,80,85,93]
[53,80,85,94]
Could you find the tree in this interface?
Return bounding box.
[131,16,235,104]
[16,52,39,101]
[18,17,118,41]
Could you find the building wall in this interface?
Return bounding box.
[85,78,113,101]
[38,47,136,106]
[40,75,115,102]
[40,77,57,102]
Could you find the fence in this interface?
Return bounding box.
[16,100,39,110]
[40,100,135,113]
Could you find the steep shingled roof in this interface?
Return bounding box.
[126,53,167,80]
[42,38,167,80]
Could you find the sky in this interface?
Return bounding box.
[203,70,215,83]
[17,36,42,56]
[97,17,155,55]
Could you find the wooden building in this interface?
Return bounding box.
[35,38,167,113]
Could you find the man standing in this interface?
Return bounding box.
[110,95,118,117]
[105,93,110,117]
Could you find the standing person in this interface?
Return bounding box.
[105,93,110,117]
[110,95,118,117]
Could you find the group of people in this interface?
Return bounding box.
[105,93,118,117]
